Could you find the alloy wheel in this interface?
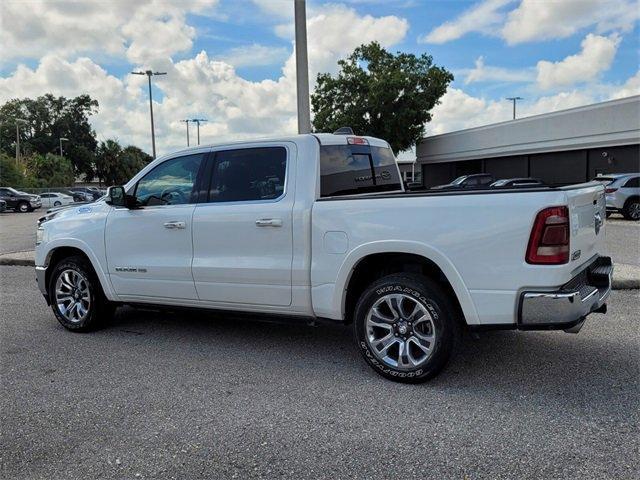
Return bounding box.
[365,293,437,370]
[54,269,91,323]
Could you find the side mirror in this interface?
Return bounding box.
[106,186,126,207]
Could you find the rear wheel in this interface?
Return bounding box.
[353,273,460,383]
[53,201,61,206]
[623,198,640,221]
[49,255,115,332]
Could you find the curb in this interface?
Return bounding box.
[1,252,638,289]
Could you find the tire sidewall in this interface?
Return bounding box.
[49,257,103,331]
[354,275,457,383]
[624,199,640,220]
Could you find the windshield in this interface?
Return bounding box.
[451,176,467,185]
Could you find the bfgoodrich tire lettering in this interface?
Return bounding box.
[353,273,460,383]
[48,255,115,332]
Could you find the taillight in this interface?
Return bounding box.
[347,137,369,145]
[526,206,570,264]
[605,188,617,193]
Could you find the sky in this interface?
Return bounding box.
[0,0,638,159]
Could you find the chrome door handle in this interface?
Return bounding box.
[163,221,186,229]
[255,218,282,227]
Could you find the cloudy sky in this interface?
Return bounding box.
[0,0,638,158]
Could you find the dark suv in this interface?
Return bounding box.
[0,187,42,213]
[431,173,495,190]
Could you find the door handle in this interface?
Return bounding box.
[163,221,186,229]
[255,218,282,227]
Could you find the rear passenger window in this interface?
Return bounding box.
[209,147,286,202]
[624,177,639,188]
[320,145,401,197]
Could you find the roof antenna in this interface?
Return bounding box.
[333,127,354,135]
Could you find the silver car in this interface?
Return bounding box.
[595,173,640,220]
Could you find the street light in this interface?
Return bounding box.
[191,118,207,145]
[506,97,523,120]
[15,118,28,165]
[59,137,69,156]
[131,70,167,158]
[180,119,191,146]
[294,0,311,134]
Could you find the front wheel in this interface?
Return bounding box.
[623,199,640,221]
[49,255,115,332]
[53,201,61,206]
[17,202,30,213]
[353,273,460,383]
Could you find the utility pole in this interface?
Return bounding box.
[59,137,68,156]
[506,97,523,120]
[180,119,191,146]
[294,0,311,134]
[15,118,28,165]
[131,70,167,158]
[191,118,207,145]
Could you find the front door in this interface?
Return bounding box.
[105,152,206,300]
[191,144,294,307]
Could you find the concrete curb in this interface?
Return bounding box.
[1,250,638,289]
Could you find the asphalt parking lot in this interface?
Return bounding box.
[1,265,638,479]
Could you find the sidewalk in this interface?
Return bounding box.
[1,250,638,290]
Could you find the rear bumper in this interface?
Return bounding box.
[518,256,612,332]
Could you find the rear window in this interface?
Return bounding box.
[320,145,402,197]
[623,177,639,188]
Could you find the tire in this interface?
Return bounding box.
[54,201,61,206]
[17,201,29,213]
[48,255,115,332]
[622,198,640,221]
[353,273,460,383]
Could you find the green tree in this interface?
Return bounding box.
[96,140,152,186]
[0,94,99,178]
[25,153,75,188]
[0,153,28,187]
[311,42,453,153]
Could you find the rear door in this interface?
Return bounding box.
[566,183,607,266]
[191,143,294,306]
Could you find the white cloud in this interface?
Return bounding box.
[463,56,533,84]
[419,0,512,44]
[609,70,640,99]
[220,44,290,68]
[0,0,219,64]
[0,4,409,156]
[536,34,620,90]
[502,0,638,45]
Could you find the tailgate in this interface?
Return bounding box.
[565,183,606,267]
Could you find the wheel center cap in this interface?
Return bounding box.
[397,321,408,335]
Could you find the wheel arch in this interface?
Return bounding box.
[334,242,479,326]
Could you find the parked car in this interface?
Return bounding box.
[0,199,6,212]
[35,133,611,383]
[58,189,90,202]
[431,173,495,190]
[39,192,75,208]
[490,178,545,188]
[68,187,102,201]
[0,187,42,212]
[593,173,640,220]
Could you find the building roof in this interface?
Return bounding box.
[417,95,640,164]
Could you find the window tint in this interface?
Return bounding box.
[135,153,203,206]
[624,177,640,188]
[208,147,286,202]
[320,145,401,197]
[478,176,493,185]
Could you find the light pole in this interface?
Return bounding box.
[191,118,207,145]
[15,118,28,165]
[59,137,69,156]
[506,97,523,120]
[131,70,167,158]
[294,0,311,134]
[180,119,191,146]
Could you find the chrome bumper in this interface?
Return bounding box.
[36,265,49,302]
[519,256,612,332]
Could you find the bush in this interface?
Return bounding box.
[0,153,34,187]
[25,153,75,188]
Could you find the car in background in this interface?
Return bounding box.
[490,178,545,188]
[68,187,102,201]
[58,189,91,202]
[431,173,495,190]
[0,187,42,212]
[39,192,75,208]
[0,199,6,212]
[594,173,640,220]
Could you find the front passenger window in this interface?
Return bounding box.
[135,153,203,206]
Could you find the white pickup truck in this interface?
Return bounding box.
[35,132,612,382]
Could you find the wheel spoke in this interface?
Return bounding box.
[55,268,91,323]
[373,333,397,355]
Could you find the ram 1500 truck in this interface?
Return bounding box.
[35,133,612,382]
